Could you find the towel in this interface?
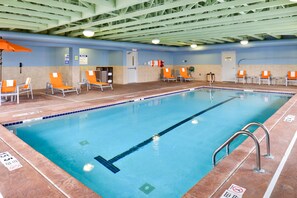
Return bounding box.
[291,71,295,77]
[6,80,14,87]
[264,71,268,76]
[89,70,94,76]
[239,70,244,75]
[53,72,58,78]
[25,78,30,85]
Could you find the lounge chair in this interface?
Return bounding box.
[179,67,193,82]
[18,77,33,99]
[85,70,113,91]
[285,71,297,86]
[48,72,79,96]
[0,80,19,105]
[259,70,271,85]
[162,68,177,82]
[236,70,247,84]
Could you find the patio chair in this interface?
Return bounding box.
[49,72,79,96]
[85,70,113,91]
[259,70,271,85]
[235,70,247,84]
[179,67,193,82]
[18,77,33,99]
[0,80,19,105]
[285,71,297,86]
[162,68,177,82]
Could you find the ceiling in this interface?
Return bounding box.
[0,0,297,47]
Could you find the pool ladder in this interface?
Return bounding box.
[212,122,272,173]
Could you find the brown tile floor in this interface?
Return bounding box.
[0,81,297,197]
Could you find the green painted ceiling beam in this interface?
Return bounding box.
[22,0,94,13]
[72,0,265,37]
[52,0,206,34]
[0,0,81,18]
[98,6,297,40]
[122,17,297,43]
[91,0,292,38]
[0,6,71,22]
[0,13,58,26]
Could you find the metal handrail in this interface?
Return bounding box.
[241,122,271,158]
[212,130,264,173]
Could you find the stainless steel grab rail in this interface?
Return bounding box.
[241,122,272,158]
[212,130,264,173]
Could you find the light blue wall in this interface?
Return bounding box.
[172,45,297,65]
[236,45,297,65]
[109,51,124,65]
[79,48,109,66]
[3,38,297,68]
[138,50,173,65]
[3,46,68,67]
[173,51,221,65]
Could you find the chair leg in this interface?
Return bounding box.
[100,85,103,91]
[31,89,34,99]
[110,84,113,90]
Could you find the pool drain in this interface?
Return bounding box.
[139,183,155,194]
[79,140,89,146]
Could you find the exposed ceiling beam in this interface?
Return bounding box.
[36,0,152,33]
[22,0,93,13]
[0,6,71,22]
[98,7,297,40]
[72,0,266,37]
[53,0,206,34]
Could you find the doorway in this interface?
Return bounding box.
[221,51,236,82]
[126,51,138,83]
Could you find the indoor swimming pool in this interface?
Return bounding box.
[6,88,292,198]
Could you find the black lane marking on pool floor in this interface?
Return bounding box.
[95,96,238,173]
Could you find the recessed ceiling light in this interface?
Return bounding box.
[152,38,160,44]
[240,39,249,45]
[190,44,197,48]
[83,30,94,37]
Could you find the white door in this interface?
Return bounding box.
[221,51,236,82]
[126,51,138,83]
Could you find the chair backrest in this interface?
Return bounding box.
[288,71,297,80]
[85,70,97,83]
[50,72,64,87]
[179,67,189,78]
[261,71,271,78]
[23,77,31,89]
[1,80,17,93]
[237,70,246,78]
[163,68,173,78]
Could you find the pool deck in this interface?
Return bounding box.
[0,80,297,197]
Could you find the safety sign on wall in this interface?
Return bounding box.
[0,152,22,171]
[79,54,88,65]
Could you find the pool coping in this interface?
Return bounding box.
[0,85,296,197]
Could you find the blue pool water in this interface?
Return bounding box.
[7,88,291,197]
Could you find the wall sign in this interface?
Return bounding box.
[79,54,88,65]
[64,54,69,64]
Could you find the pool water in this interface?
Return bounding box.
[7,88,291,198]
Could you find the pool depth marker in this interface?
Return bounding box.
[95,96,238,173]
